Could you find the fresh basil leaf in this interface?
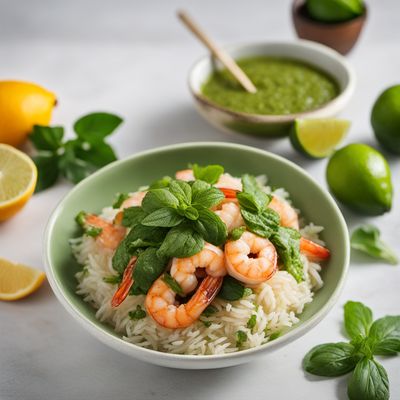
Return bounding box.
[141,189,179,213]
[122,207,147,228]
[238,174,270,213]
[368,316,400,355]
[191,181,224,208]
[192,163,224,184]
[240,207,280,239]
[218,276,245,301]
[351,224,398,265]
[130,224,168,245]
[271,227,304,283]
[112,193,129,209]
[157,224,204,258]
[103,275,121,285]
[149,176,172,189]
[30,125,64,151]
[183,206,199,221]
[162,273,184,295]
[202,305,218,317]
[344,301,373,340]
[73,112,123,140]
[348,358,389,400]
[72,138,117,168]
[131,247,168,294]
[236,330,248,347]
[247,314,257,330]
[229,226,246,241]
[141,207,184,227]
[193,208,227,246]
[129,305,147,320]
[32,152,60,192]
[303,342,360,377]
[169,180,191,205]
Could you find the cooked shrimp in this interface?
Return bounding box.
[214,201,244,232]
[121,191,146,209]
[225,231,277,285]
[84,214,126,250]
[268,196,299,230]
[111,256,137,307]
[175,169,194,181]
[145,275,223,329]
[170,243,226,294]
[300,238,330,262]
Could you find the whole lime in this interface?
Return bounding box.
[326,144,393,215]
[371,85,400,155]
[306,0,364,23]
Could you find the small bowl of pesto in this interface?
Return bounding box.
[188,40,355,137]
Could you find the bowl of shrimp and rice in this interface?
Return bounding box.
[44,142,349,369]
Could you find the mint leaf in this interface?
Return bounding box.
[141,189,179,213]
[193,208,227,246]
[141,207,183,227]
[131,247,168,294]
[112,193,129,209]
[122,207,147,228]
[192,163,224,184]
[229,226,246,241]
[237,174,270,213]
[162,273,184,295]
[344,301,373,340]
[182,206,199,221]
[271,227,304,282]
[169,180,191,205]
[351,224,398,265]
[303,343,360,377]
[157,224,204,258]
[218,276,245,301]
[149,176,172,189]
[72,138,117,168]
[368,316,400,355]
[191,181,224,208]
[30,125,64,151]
[240,207,280,239]
[348,358,389,400]
[32,152,60,192]
[129,305,147,320]
[73,112,123,140]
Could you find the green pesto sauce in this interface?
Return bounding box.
[201,56,339,115]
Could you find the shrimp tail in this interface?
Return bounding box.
[219,187,238,199]
[300,238,330,261]
[111,256,137,307]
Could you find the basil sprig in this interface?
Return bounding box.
[303,301,399,400]
[30,112,122,192]
[236,174,304,282]
[351,224,398,265]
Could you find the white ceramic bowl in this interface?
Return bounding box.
[189,40,355,137]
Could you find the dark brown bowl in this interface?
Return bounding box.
[292,0,367,55]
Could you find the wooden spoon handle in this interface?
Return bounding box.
[177,10,257,94]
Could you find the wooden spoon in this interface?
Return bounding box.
[177,10,257,94]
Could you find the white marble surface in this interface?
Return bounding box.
[1,0,399,399]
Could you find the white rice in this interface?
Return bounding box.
[72,181,325,355]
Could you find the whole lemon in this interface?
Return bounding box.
[371,85,400,155]
[326,143,393,215]
[0,81,56,147]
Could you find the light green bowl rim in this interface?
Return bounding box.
[44,141,349,362]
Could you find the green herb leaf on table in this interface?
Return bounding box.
[73,112,123,140]
[157,224,204,259]
[112,193,129,209]
[192,163,224,184]
[141,207,184,227]
[30,125,64,151]
[347,358,389,400]
[218,276,245,301]
[162,273,184,296]
[193,208,227,246]
[368,316,400,355]
[31,152,60,192]
[303,342,360,377]
[72,138,117,168]
[344,301,373,340]
[351,224,398,265]
[129,305,147,320]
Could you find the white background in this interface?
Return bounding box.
[0,0,399,399]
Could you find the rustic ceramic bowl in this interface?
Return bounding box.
[44,142,349,369]
[292,0,367,55]
[188,41,355,137]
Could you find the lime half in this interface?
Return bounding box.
[290,119,350,159]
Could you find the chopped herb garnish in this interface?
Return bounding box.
[85,226,103,237]
[113,193,129,209]
[162,273,184,295]
[269,331,281,341]
[75,210,87,227]
[103,275,121,285]
[202,305,218,317]
[247,314,257,330]
[236,330,248,347]
[129,305,147,320]
[243,287,253,297]
[229,226,246,241]
[202,320,212,328]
